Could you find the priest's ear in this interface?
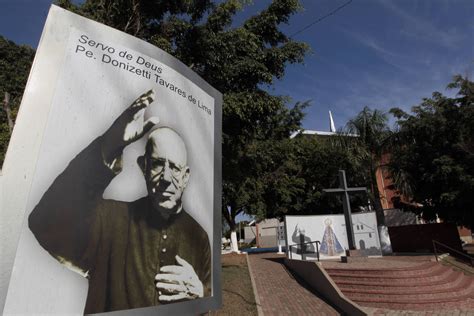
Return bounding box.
[137,155,146,174]
[181,166,190,188]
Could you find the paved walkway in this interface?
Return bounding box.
[247,253,339,315]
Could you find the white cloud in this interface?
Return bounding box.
[301,57,471,130]
[378,0,464,48]
[340,28,414,73]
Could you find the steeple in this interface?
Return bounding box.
[329,110,336,132]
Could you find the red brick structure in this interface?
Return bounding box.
[375,153,399,209]
[459,226,473,243]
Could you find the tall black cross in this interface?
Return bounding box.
[323,170,367,250]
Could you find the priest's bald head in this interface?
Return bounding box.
[138,127,190,219]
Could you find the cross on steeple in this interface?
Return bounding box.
[323,170,367,250]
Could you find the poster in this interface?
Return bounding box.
[2,5,221,315]
[285,212,381,260]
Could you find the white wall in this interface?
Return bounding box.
[0,7,70,312]
[285,212,381,260]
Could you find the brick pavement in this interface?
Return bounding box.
[247,253,339,315]
[246,253,474,316]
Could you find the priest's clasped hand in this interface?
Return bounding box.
[155,255,204,302]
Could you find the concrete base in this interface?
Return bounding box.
[341,249,368,263]
[277,245,284,254]
[341,256,369,263]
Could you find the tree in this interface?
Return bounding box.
[389,76,474,229]
[254,134,370,219]
[56,0,310,251]
[345,106,391,226]
[0,36,35,165]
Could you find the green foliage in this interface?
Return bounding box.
[344,106,392,225]
[389,76,474,228]
[346,107,391,157]
[55,0,310,229]
[0,36,35,165]
[242,134,370,220]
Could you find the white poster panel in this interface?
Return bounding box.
[3,5,221,315]
[285,212,381,260]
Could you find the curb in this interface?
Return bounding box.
[246,253,264,316]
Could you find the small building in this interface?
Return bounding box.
[243,218,285,248]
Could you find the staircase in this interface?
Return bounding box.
[324,261,474,311]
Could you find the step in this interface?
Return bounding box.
[330,267,457,285]
[339,272,469,294]
[332,268,462,287]
[344,281,474,302]
[358,297,474,311]
[324,261,439,277]
[326,263,447,279]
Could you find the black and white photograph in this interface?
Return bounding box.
[3,6,221,315]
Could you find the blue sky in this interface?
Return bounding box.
[272,0,474,130]
[0,0,473,132]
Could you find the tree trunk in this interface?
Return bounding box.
[3,92,14,134]
[230,231,239,253]
[223,205,239,253]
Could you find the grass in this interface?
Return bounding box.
[213,253,258,315]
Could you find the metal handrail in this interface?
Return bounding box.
[288,240,321,261]
[432,239,473,267]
